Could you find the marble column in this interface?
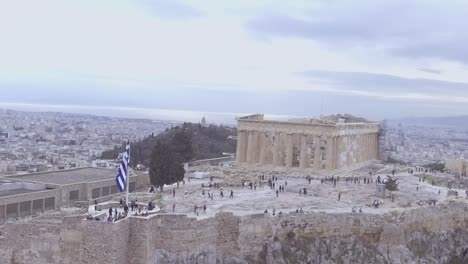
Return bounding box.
[258,132,266,165]
[246,131,254,164]
[313,136,321,170]
[373,133,378,159]
[252,131,260,164]
[366,133,371,161]
[273,132,280,166]
[333,136,339,169]
[356,134,362,163]
[299,134,308,169]
[285,134,293,167]
[235,130,243,163]
[326,135,334,170]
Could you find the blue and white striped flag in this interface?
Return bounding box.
[116,144,130,192]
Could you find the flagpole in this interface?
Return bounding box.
[126,143,130,206]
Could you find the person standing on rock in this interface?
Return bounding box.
[230,190,234,199]
[203,204,206,214]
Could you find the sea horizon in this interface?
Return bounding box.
[0,102,299,125]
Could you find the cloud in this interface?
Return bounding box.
[246,0,468,64]
[136,0,202,19]
[419,68,442,75]
[298,70,468,104]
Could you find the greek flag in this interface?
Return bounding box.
[116,144,130,192]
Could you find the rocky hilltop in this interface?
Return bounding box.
[1,202,467,264]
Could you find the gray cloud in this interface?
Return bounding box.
[419,68,442,74]
[137,0,202,19]
[298,70,468,101]
[246,1,468,63]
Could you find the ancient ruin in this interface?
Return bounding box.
[236,114,380,170]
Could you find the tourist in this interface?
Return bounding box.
[114,208,118,217]
[264,209,268,214]
[359,208,363,213]
[173,189,176,197]
[220,190,224,198]
[352,207,356,213]
[173,203,176,212]
[109,207,113,217]
[303,188,307,195]
[373,200,379,208]
[124,204,129,214]
[254,184,257,190]
[299,208,304,214]
[230,190,234,199]
[203,204,206,214]
[149,186,155,193]
[338,192,341,201]
[194,205,197,214]
[299,189,302,196]
[273,208,276,216]
[276,190,279,198]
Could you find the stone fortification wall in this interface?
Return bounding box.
[0,203,467,264]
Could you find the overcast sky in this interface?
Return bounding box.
[1,0,468,120]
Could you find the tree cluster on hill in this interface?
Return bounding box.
[101,122,237,167]
[102,122,236,190]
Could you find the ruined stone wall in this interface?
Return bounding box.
[0,203,467,264]
[0,214,83,264]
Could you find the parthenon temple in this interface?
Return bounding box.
[236,114,380,171]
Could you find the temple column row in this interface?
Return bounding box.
[237,130,377,171]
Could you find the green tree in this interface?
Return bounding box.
[172,125,193,161]
[149,141,185,191]
[385,176,399,196]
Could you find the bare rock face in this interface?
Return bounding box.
[249,228,468,264]
[152,249,247,264]
[148,228,468,264]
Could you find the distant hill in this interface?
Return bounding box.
[391,116,468,128]
[101,123,237,166]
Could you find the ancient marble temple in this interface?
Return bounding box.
[236,114,380,171]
